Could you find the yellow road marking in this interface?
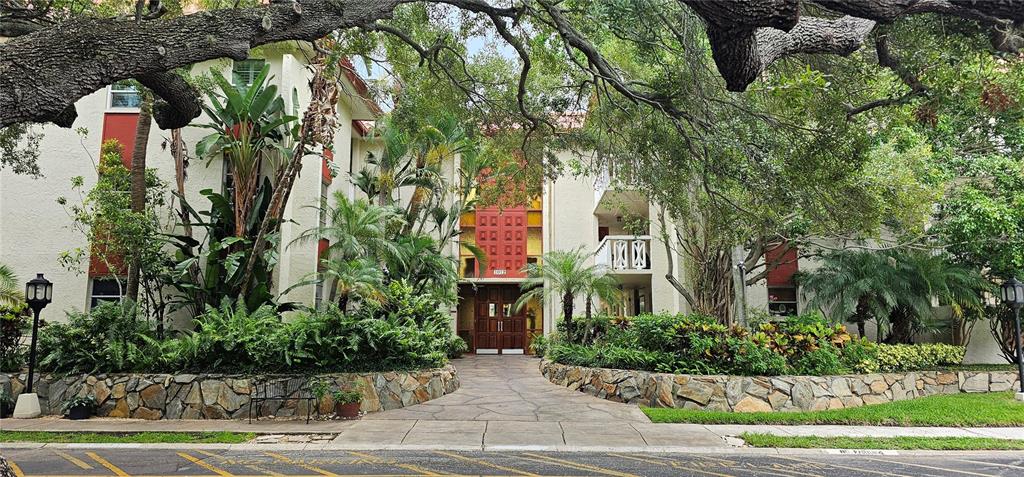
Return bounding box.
[264,452,339,476]
[866,458,1000,477]
[86,452,130,476]
[519,452,641,477]
[53,451,92,470]
[178,452,235,476]
[347,450,446,476]
[776,456,915,477]
[956,458,1024,471]
[195,450,283,476]
[611,453,737,477]
[434,451,538,476]
[0,475,471,477]
[7,460,26,477]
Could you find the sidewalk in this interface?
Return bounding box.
[4,416,1024,451]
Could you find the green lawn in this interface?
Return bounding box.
[0,431,255,444]
[643,392,1024,426]
[740,432,1024,450]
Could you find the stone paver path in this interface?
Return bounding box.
[364,355,649,422]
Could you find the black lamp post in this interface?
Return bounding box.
[23,273,52,394]
[1001,277,1024,399]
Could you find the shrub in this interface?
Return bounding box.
[37,301,158,373]
[841,338,879,373]
[165,299,284,372]
[546,312,876,376]
[875,343,965,372]
[36,281,457,374]
[445,335,468,358]
[0,302,29,372]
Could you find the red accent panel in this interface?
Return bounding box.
[322,148,334,184]
[90,113,140,277]
[100,112,140,166]
[766,244,799,286]
[475,207,528,278]
[89,242,127,278]
[317,239,330,271]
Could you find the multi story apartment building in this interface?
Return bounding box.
[1,45,382,323]
[1,47,1005,363]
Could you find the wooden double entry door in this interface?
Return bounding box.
[474,285,526,354]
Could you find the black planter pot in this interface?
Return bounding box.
[0,403,12,419]
[66,405,91,420]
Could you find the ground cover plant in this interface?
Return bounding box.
[643,392,1024,427]
[740,433,1024,451]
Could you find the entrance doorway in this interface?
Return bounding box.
[473,285,526,354]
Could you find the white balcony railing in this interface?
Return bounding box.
[595,235,652,271]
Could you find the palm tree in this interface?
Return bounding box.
[886,250,989,344]
[800,249,988,343]
[514,248,618,338]
[321,258,384,312]
[293,192,404,264]
[387,234,459,300]
[799,251,898,338]
[0,264,22,307]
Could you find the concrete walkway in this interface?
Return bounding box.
[365,355,649,422]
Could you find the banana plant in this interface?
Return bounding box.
[195,64,298,238]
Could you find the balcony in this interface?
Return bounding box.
[593,164,649,218]
[595,235,652,273]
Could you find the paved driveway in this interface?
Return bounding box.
[365,354,649,422]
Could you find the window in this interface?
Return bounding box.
[108,80,141,109]
[222,159,235,203]
[90,278,124,308]
[232,59,266,87]
[319,180,329,228]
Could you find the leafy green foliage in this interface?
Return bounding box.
[37,301,158,374]
[57,140,174,325]
[0,300,29,372]
[798,249,990,343]
[169,183,284,314]
[875,344,966,372]
[60,395,97,415]
[548,310,967,376]
[35,281,457,374]
[545,312,868,376]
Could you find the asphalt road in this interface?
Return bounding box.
[4,448,1024,477]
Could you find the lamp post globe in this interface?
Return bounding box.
[1001,277,1024,402]
[12,273,52,418]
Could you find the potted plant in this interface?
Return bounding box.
[0,390,14,418]
[61,395,97,420]
[332,384,362,419]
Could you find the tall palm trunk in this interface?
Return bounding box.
[403,153,428,234]
[562,291,575,337]
[125,93,152,304]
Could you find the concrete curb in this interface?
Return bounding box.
[5,441,1024,457]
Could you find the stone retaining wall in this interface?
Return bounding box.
[1,366,458,419]
[540,359,1019,412]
